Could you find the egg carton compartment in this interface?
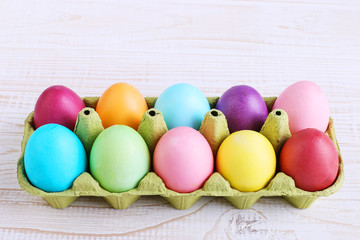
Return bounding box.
[17,97,344,210]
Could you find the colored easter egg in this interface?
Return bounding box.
[90,125,150,192]
[34,85,86,130]
[216,85,268,133]
[154,83,210,130]
[24,124,87,192]
[273,81,329,134]
[96,83,148,130]
[216,130,276,192]
[153,127,214,193]
[280,128,339,192]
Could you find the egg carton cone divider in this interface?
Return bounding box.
[17,97,344,209]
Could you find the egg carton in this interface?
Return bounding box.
[17,97,344,210]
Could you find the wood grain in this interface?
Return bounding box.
[0,0,359,239]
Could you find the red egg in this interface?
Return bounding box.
[280,128,339,192]
[34,85,85,130]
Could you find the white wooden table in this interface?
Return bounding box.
[0,0,359,239]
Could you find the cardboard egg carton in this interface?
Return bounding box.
[17,97,344,209]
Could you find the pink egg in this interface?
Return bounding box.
[34,85,86,131]
[273,81,329,134]
[153,127,214,193]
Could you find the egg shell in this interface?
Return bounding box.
[216,130,276,192]
[215,85,268,133]
[96,82,148,130]
[24,124,87,192]
[153,126,214,193]
[280,128,339,192]
[34,85,86,130]
[90,125,150,193]
[154,83,210,130]
[273,81,329,134]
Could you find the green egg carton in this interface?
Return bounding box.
[17,97,344,210]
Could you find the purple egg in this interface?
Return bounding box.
[216,85,268,133]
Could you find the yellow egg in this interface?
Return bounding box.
[216,130,276,192]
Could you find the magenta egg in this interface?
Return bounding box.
[34,85,85,130]
[153,127,214,193]
[216,85,268,133]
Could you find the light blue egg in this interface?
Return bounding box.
[154,83,210,130]
[24,124,87,192]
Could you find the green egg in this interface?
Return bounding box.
[90,125,150,193]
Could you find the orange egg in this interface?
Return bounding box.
[96,83,148,130]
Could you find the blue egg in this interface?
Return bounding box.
[24,124,87,192]
[154,83,210,130]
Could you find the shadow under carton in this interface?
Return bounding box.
[17,97,344,210]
